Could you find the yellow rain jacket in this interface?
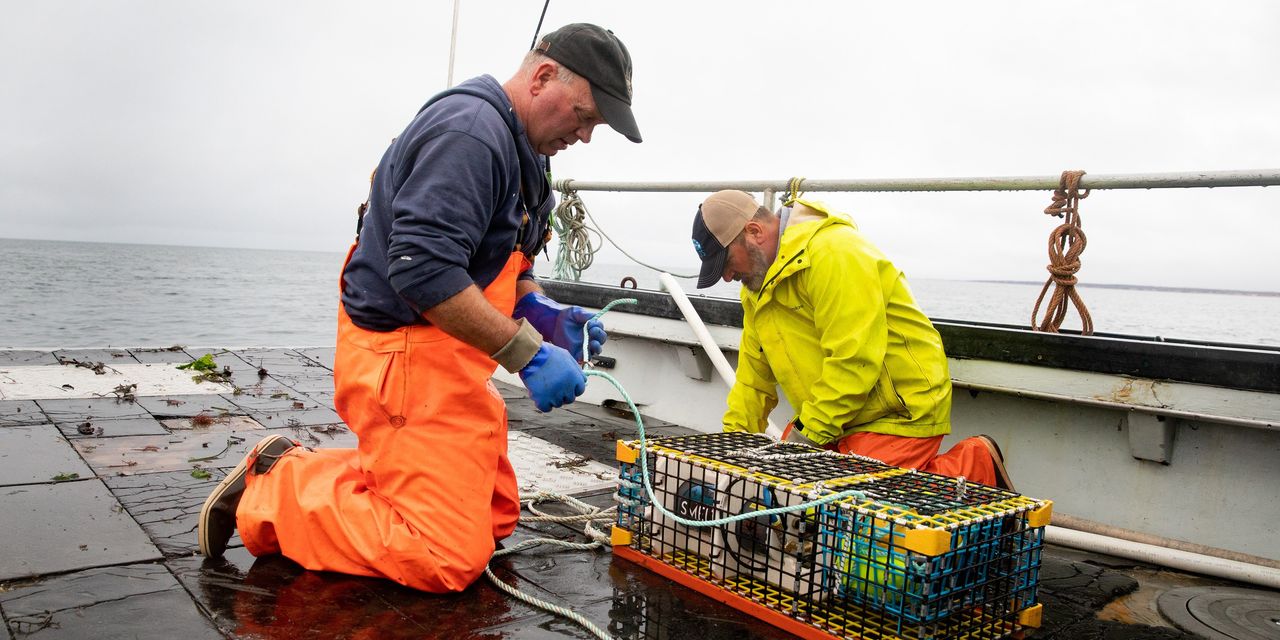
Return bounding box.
[723,200,952,444]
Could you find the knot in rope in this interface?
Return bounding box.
[784,176,806,206]
[1031,170,1094,335]
[551,188,601,281]
[1043,170,1090,219]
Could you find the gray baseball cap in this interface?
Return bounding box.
[535,23,641,143]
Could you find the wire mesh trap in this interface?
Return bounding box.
[612,432,1051,640]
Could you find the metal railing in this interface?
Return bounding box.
[554,169,1280,194]
[555,169,1280,210]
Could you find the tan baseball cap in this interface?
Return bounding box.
[690,190,759,288]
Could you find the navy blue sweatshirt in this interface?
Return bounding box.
[341,75,553,332]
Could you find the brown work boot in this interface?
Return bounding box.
[976,434,1016,493]
[198,434,296,558]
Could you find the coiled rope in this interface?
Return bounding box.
[550,189,602,281]
[1031,170,1094,335]
[552,184,698,280]
[486,298,867,639]
[484,491,616,639]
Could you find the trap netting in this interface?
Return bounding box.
[613,432,1051,640]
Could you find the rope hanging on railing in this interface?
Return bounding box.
[550,188,602,281]
[1031,170,1094,335]
[551,183,699,279]
[783,176,806,205]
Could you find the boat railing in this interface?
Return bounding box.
[553,168,1279,205]
[539,169,1280,431]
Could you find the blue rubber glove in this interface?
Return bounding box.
[519,342,587,412]
[513,292,607,362]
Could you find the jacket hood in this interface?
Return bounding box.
[753,201,856,302]
[420,76,552,217]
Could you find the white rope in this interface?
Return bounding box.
[487,298,869,638]
[553,187,700,280]
[485,541,613,640]
[727,442,889,466]
[483,491,618,638]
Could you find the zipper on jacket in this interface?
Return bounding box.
[756,249,806,300]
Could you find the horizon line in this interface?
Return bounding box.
[3,235,1276,297]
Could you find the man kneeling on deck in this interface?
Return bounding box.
[196,23,642,593]
[689,190,1014,490]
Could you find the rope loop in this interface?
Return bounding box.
[550,188,601,281]
[489,297,868,639]
[1043,170,1090,220]
[1031,170,1094,335]
[549,184,700,280]
[784,176,806,206]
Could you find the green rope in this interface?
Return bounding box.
[488,297,867,640]
[551,190,600,281]
[581,299,867,529]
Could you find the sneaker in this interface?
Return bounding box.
[976,434,1016,493]
[197,434,296,558]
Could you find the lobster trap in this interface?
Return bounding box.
[612,432,1051,640]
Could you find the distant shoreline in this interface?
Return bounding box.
[971,279,1279,298]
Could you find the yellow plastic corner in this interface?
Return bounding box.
[900,526,952,556]
[1026,501,1054,528]
[610,525,633,547]
[1016,603,1043,628]
[615,440,638,464]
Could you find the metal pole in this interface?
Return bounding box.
[553,169,1280,194]
[446,0,461,88]
[657,272,782,438]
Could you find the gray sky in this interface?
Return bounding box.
[2,1,1278,290]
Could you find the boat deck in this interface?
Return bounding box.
[0,347,1234,639]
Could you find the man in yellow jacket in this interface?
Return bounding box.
[690,190,1014,489]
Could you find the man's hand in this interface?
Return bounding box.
[782,418,820,447]
[519,342,587,412]
[513,292,607,362]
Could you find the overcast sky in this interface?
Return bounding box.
[2,1,1277,291]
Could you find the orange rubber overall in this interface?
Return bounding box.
[236,245,525,592]
[836,432,997,486]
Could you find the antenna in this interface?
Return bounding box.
[530,0,551,50]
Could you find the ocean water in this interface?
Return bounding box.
[1,238,342,349]
[2,237,1277,349]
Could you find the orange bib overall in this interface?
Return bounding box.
[835,432,997,486]
[236,246,525,592]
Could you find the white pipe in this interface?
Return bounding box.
[657,273,735,387]
[1050,512,1280,570]
[657,272,781,438]
[1046,525,1280,590]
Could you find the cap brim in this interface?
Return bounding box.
[696,246,727,289]
[590,85,641,143]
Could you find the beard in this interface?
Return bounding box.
[740,242,772,291]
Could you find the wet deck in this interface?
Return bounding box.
[0,348,1233,639]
